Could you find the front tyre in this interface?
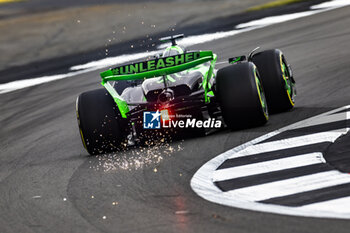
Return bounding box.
[216,62,268,130]
[252,49,296,113]
[76,89,127,155]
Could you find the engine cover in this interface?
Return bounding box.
[142,71,202,102]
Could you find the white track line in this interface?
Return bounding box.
[1,0,350,94]
[213,153,324,182]
[312,0,350,9]
[291,111,350,129]
[228,130,347,159]
[227,171,350,202]
[191,105,350,219]
[301,196,350,213]
[236,11,318,29]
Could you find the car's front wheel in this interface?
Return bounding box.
[252,49,296,113]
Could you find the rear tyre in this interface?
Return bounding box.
[216,62,268,130]
[76,89,127,155]
[252,49,296,113]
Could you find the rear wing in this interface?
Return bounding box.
[100,51,214,83]
[99,50,215,118]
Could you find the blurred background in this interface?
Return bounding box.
[0,0,299,72]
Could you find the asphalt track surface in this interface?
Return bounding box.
[1,4,350,233]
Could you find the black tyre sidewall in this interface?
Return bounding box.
[76,89,127,155]
[216,62,268,130]
[252,49,294,112]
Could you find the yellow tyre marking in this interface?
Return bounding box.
[76,97,88,150]
[279,52,295,107]
[79,128,88,150]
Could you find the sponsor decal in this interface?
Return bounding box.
[111,52,200,75]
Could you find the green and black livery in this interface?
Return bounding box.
[76,34,296,155]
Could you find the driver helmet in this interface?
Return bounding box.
[162,45,185,57]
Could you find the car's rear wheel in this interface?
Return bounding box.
[216,62,268,130]
[252,49,296,113]
[76,89,127,155]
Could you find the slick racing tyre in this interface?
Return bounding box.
[252,49,296,113]
[76,89,127,155]
[216,62,268,130]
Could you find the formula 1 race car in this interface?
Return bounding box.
[76,34,296,155]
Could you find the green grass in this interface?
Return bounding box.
[247,0,316,12]
[0,0,23,3]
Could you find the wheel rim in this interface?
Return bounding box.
[280,54,295,106]
[254,67,269,120]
